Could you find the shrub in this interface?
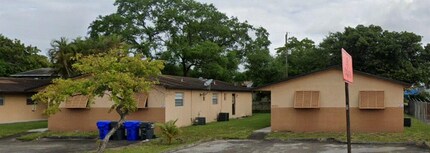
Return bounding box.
[156,120,181,144]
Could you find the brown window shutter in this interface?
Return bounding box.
[65,95,88,108]
[311,91,320,107]
[359,91,384,109]
[376,91,384,108]
[295,91,320,108]
[295,91,304,107]
[134,93,148,108]
[303,91,312,107]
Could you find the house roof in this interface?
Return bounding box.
[28,74,251,93]
[255,66,411,89]
[158,75,251,92]
[0,77,52,93]
[10,68,57,77]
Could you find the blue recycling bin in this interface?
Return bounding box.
[124,120,141,141]
[96,120,111,140]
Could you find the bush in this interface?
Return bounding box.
[156,120,181,144]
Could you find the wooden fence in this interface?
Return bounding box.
[409,100,430,123]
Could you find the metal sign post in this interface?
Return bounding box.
[341,48,353,153]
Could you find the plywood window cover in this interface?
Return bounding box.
[134,93,148,109]
[65,94,89,108]
[294,91,320,108]
[359,91,385,109]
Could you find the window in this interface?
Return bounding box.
[27,96,35,105]
[134,93,148,108]
[175,93,184,106]
[0,96,4,106]
[294,91,320,108]
[64,95,88,108]
[359,91,384,109]
[212,93,218,104]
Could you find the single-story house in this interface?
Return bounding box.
[48,75,252,131]
[257,67,409,133]
[0,77,50,123]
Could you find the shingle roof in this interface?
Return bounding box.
[255,66,411,89]
[158,75,251,92]
[10,68,56,77]
[0,77,52,93]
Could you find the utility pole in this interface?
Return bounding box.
[285,32,289,78]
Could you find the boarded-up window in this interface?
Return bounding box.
[134,93,148,108]
[294,91,320,108]
[359,91,384,109]
[65,95,88,108]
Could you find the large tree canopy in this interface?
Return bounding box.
[0,34,50,76]
[319,25,430,84]
[48,35,124,78]
[89,0,270,81]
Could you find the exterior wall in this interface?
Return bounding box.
[0,94,47,124]
[48,108,165,131]
[165,90,252,127]
[263,69,404,132]
[49,86,167,131]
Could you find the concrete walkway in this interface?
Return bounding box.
[27,128,48,133]
[172,139,429,153]
[248,127,271,140]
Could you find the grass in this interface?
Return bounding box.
[0,120,47,138]
[267,115,430,143]
[17,131,98,141]
[107,113,271,153]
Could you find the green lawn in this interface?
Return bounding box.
[107,113,271,153]
[267,115,430,143]
[0,120,47,138]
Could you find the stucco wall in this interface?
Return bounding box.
[165,90,252,127]
[48,108,165,131]
[0,94,47,123]
[49,86,167,131]
[262,69,405,132]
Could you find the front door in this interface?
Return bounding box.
[232,94,236,115]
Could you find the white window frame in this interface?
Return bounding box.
[212,93,218,104]
[175,92,184,106]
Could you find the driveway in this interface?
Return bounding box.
[0,137,136,153]
[172,139,430,153]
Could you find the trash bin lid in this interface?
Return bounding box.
[97,120,111,127]
[124,120,141,127]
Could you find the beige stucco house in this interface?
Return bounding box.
[0,78,50,123]
[257,67,409,133]
[48,75,252,131]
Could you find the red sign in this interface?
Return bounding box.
[342,48,353,83]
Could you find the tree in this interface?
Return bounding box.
[319,25,428,83]
[0,34,50,76]
[89,0,269,81]
[243,28,284,86]
[275,37,330,77]
[48,35,124,78]
[33,47,164,152]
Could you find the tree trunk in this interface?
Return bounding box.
[96,114,126,153]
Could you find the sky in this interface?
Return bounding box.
[1,0,429,56]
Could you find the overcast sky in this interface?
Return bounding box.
[1,0,429,56]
